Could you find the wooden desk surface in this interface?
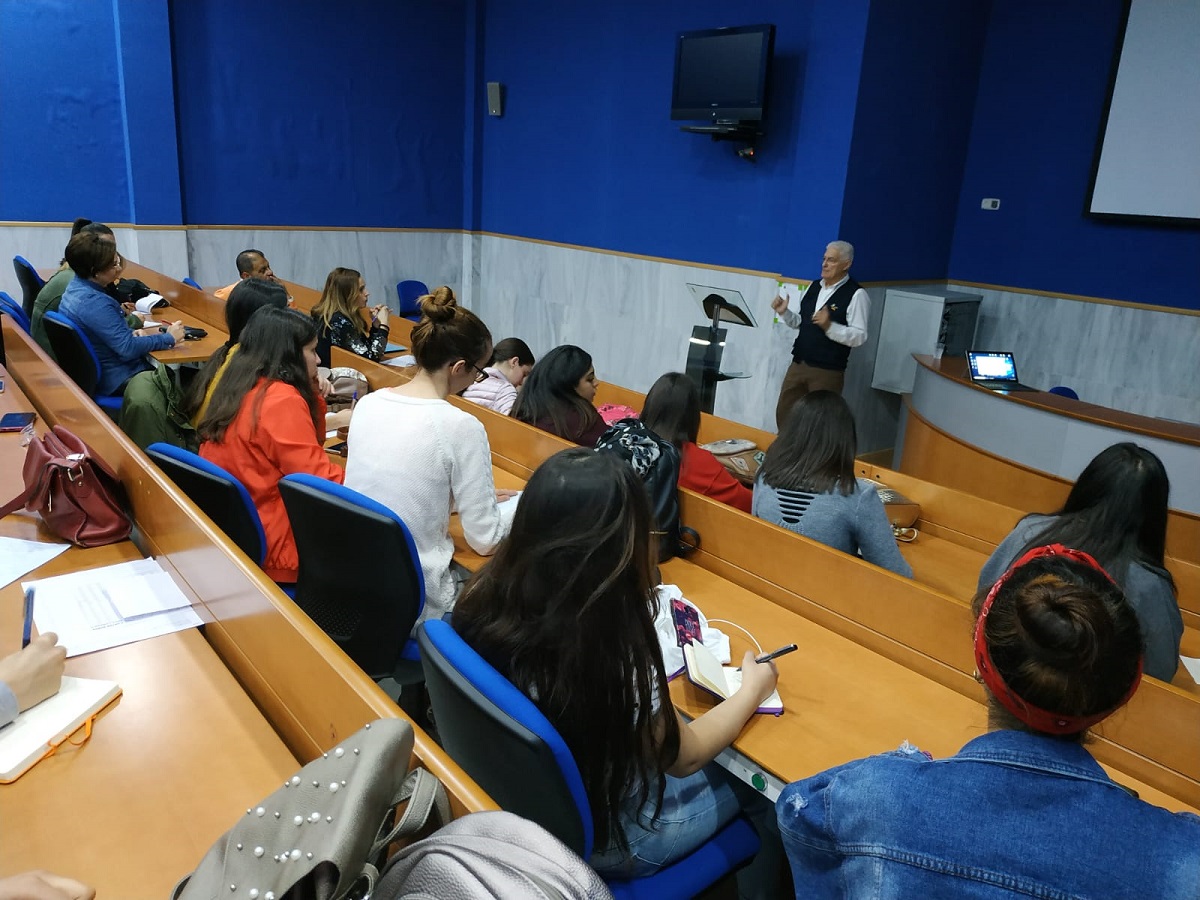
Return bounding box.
[147,308,228,365]
[0,396,297,894]
[447,462,1196,815]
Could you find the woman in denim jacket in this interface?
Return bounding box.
[777,545,1200,899]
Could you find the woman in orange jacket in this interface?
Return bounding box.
[198,307,345,582]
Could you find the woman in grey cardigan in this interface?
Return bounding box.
[752,391,912,578]
[978,443,1182,682]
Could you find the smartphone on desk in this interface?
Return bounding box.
[0,411,36,432]
[671,598,703,647]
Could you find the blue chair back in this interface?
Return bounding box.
[181,277,202,290]
[146,443,266,566]
[13,256,45,317]
[418,619,593,857]
[396,279,429,319]
[43,310,103,396]
[279,474,425,678]
[1049,385,1079,400]
[0,291,31,333]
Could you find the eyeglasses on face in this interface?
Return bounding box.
[466,360,489,383]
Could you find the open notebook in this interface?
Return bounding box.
[683,641,783,715]
[0,676,122,782]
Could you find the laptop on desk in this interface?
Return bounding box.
[965,351,1039,392]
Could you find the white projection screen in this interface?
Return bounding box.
[1087,0,1200,223]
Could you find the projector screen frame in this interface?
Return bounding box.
[1084,0,1200,228]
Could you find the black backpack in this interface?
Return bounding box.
[594,418,699,562]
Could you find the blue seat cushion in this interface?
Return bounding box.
[605,815,760,900]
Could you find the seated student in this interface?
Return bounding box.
[978,443,1183,682]
[344,286,511,627]
[31,220,145,357]
[460,337,535,415]
[511,345,607,446]
[752,391,912,577]
[0,632,67,728]
[198,307,344,582]
[213,249,279,300]
[57,233,185,396]
[779,546,1200,898]
[310,267,389,367]
[455,449,780,885]
[185,277,289,424]
[641,372,752,513]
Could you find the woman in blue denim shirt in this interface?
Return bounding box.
[778,545,1200,899]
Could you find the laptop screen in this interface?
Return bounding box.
[966,351,1018,382]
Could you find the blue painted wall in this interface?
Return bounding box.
[170,0,467,228]
[475,0,871,277]
[0,0,179,224]
[838,0,991,281]
[949,0,1200,309]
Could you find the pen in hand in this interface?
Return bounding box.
[738,643,798,669]
[753,644,798,665]
[22,586,36,649]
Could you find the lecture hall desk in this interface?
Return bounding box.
[0,365,298,898]
[449,465,1195,814]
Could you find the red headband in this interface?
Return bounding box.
[973,543,1143,735]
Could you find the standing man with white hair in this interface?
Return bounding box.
[770,240,870,429]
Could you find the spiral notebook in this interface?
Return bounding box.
[0,676,122,782]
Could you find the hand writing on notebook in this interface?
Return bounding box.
[736,651,778,706]
[0,632,66,714]
[0,870,95,900]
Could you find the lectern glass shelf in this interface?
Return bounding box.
[684,284,756,414]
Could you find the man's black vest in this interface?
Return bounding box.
[790,277,861,371]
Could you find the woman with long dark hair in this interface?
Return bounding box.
[310,266,389,367]
[641,371,752,512]
[511,345,606,446]
[344,287,512,627]
[978,442,1182,680]
[455,449,779,881]
[779,546,1200,896]
[199,307,344,582]
[186,277,289,423]
[753,391,911,576]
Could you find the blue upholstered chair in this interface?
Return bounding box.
[278,474,425,693]
[0,291,31,333]
[418,618,761,898]
[146,443,267,567]
[1049,385,1079,400]
[181,277,202,290]
[396,279,430,321]
[41,311,123,417]
[12,256,45,317]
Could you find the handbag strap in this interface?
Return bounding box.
[369,768,450,858]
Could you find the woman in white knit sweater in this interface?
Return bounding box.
[344,286,516,628]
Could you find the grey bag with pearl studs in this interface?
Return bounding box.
[171,717,449,900]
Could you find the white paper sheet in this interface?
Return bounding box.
[24,558,201,658]
[1181,656,1200,685]
[0,536,71,590]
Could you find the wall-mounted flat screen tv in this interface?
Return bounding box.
[671,24,776,124]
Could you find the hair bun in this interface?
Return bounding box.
[419,286,458,324]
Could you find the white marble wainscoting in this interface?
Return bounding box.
[184,228,464,312]
[466,233,903,451]
[956,284,1200,426]
[0,225,188,301]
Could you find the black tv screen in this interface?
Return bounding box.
[671,24,775,123]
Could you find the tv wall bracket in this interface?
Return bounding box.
[680,124,761,162]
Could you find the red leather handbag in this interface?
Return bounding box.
[0,425,131,547]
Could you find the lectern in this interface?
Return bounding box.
[684,283,756,414]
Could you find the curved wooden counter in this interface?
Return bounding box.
[904,354,1200,521]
